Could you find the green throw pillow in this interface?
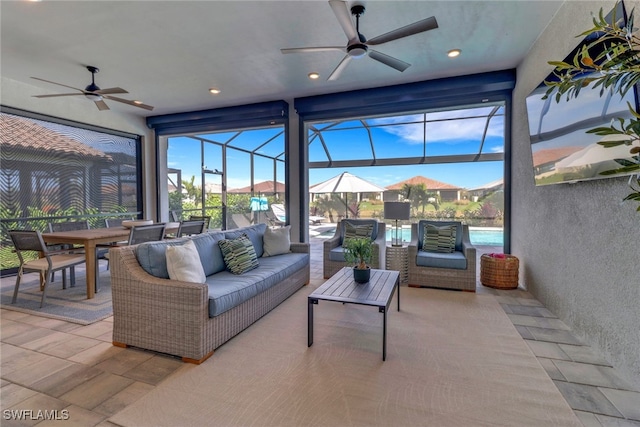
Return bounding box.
[218,233,259,275]
[343,222,373,245]
[422,224,457,253]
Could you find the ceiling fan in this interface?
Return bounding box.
[281,0,438,81]
[31,65,154,111]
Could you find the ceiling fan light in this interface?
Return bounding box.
[347,43,368,58]
[84,93,103,102]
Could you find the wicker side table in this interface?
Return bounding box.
[480,254,519,289]
[386,245,408,285]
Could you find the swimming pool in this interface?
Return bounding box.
[387,227,503,246]
[315,225,504,247]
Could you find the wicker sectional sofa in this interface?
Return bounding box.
[109,224,309,364]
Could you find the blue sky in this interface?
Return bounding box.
[168,108,505,191]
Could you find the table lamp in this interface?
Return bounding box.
[384,201,410,247]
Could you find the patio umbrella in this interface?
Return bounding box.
[309,171,386,218]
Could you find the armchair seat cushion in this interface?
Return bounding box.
[416,249,467,270]
[329,246,347,262]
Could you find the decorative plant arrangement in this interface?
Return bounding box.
[543,2,640,211]
[343,237,373,283]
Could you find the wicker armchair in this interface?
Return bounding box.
[408,220,477,292]
[323,219,386,279]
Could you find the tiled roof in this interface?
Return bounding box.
[532,146,581,167]
[386,175,461,191]
[229,180,285,193]
[0,113,112,160]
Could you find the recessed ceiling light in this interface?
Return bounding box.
[308,72,320,80]
[209,88,221,94]
[447,49,461,58]
[133,100,143,105]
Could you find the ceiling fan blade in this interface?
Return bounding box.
[367,16,438,46]
[95,100,110,111]
[281,46,345,54]
[329,0,358,41]
[328,55,353,81]
[31,76,83,92]
[95,87,128,95]
[104,95,155,111]
[33,93,84,98]
[368,50,411,72]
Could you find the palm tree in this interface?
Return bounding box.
[182,176,202,208]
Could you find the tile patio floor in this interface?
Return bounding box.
[1,235,638,426]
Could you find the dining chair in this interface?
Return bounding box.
[176,220,206,237]
[9,230,87,308]
[104,217,134,228]
[96,216,135,281]
[188,215,211,229]
[96,223,167,291]
[127,223,167,245]
[47,220,90,288]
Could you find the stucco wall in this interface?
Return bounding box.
[1,77,157,220]
[513,0,639,388]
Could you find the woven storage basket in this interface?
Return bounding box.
[481,254,519,289]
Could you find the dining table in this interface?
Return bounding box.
[41,223,179,299]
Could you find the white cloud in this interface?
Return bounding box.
[370,111,504,144]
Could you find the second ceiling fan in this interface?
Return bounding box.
[281,0,438,81]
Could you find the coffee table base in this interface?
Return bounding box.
[307,268,399,361]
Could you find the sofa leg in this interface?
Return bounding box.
[114,341,214,364]
[182,350,214,365]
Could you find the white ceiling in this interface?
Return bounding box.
[1,1,563,119]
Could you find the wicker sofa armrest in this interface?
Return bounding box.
[372,221,386,269]
[461,225,477,272]
[110,245,211,358]
[290,242,310,254]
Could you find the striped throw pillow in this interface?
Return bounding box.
[218,233,259,275]
[344,222,373,244]
[422,224,457,253]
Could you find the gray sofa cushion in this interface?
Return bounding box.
[416,250,467,270]
[224,223,267,258]
[205,252,309,317]
[136,232,226,279]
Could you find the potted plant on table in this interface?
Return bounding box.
[343,237,373,283]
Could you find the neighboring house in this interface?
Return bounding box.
[531,146,582,176]
[228,180,284,199]
[385,175,463,202]
[469,178,504,200]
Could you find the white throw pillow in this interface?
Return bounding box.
[262,226,291,257]
[165,240,206,283]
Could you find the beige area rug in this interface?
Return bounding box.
[109,285,581,427]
